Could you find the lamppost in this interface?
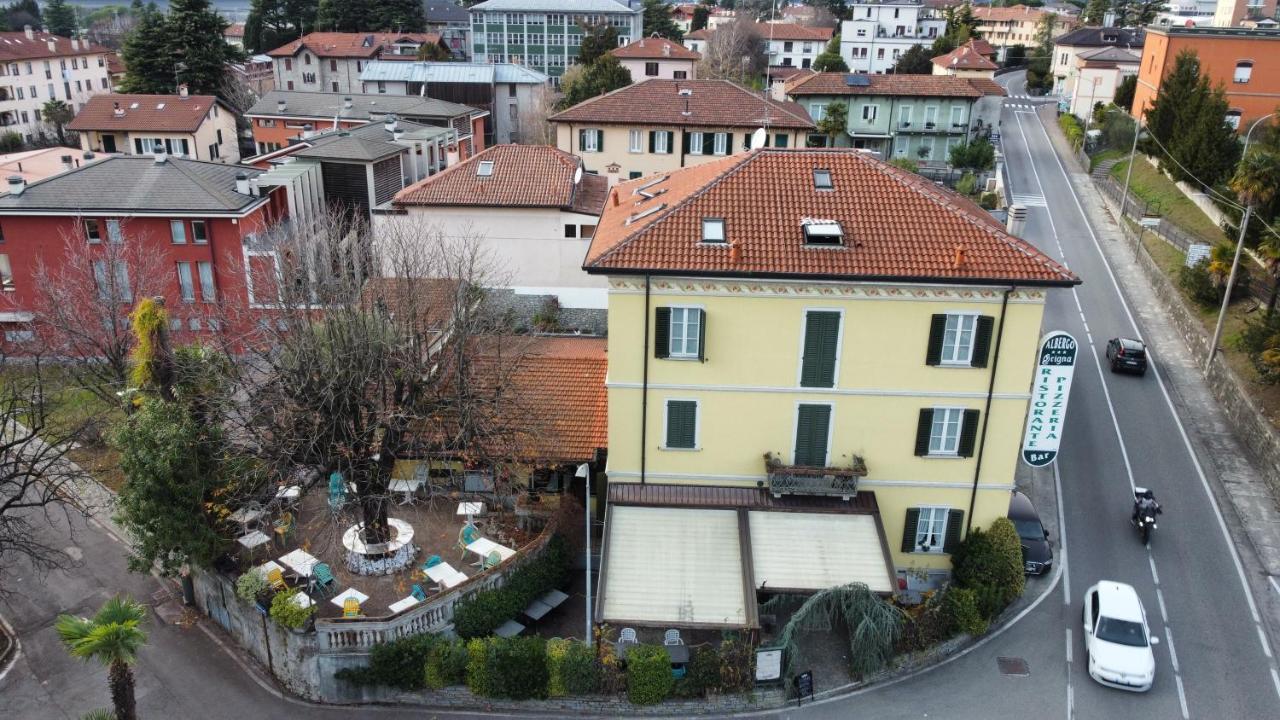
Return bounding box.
[1118,111,1142,222]
[1205,111,1278,375]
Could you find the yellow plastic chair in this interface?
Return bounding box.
[273,512,294,546]
[267,568,287,592]
[343,597,361,618]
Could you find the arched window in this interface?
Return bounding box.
[1234,61,1253,83]
[1226,109,1243,130]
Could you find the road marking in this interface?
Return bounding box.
[1065,627,1073,663]
[1166,628,1180,672]
[1270,575,1280,595]
[1054,461,1070,604]
[1271,667,1280,703]
[1156,588,1169,622]
[1176,675,1190,719]
[1260,626,1273,659]
[1148,554,1160,585]
[1010,193,1048,207]
[1067,680,1074,720]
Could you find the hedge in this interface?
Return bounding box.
[486,636,549,700]
[268,588,314,630]
[1059,114,1085,149]
[335,634,436,691]
[453,534,569,638]
[626,645,674,705]
[424,639,469,690]
[951,517,1025,618]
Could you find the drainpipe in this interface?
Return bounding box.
[966,285,1014,536]
[640,274,651,485]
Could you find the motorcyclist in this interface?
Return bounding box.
[1132,489,1162,524]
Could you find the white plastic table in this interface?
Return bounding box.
[237,531,271,551]
[388,478,424,505]
[228,507,264,529]
[254,560,285,578]
[278,549,319,578]
[456,502,485,519]
[465,538,516,566]
[425,561,467,589]
[275,486,301,500]
[388,596,420,613]
[291,593,314,609]
[331,587,369,609]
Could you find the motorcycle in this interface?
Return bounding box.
[1131,487,1159,544]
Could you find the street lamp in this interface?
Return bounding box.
[1118,110,1142,222]
[1205,111,1278,375]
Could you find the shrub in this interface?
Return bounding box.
[235,569,267,603]
[0,132,22,153]
[1058,114,1085,149]
[1240,311,1280,383]
[951,518,1026,619]
[487,636,549,700]
[942,587,988,636]
[896,589,954,653]
[268,588,314,630]
[716,637,755,693]
[466,638,489,695]
[955,172,979,197]
[1179,260,1223,308]
[684,647,721,698]
[889,157,919,174]
[335,634,437,690]
[545,638,570,697]
[532,296,561,332]
[560,640,601,695]
[626,645,674,705]
[424,639,469,690]
[453,534,570,638]
[978,191,999,210]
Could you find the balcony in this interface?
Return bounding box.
[762,451,867,499]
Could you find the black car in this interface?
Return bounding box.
[1008,491,1053,575]
[1105,337,1148,376]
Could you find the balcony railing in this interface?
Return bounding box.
[763,452,867,499]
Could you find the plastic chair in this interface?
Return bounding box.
[273,512,294,545]
[619,627,638,644]
[425,554,442,568]
[267,568,287,592]
[311,563,337,598]
[482,550,502,570]
[411,584,428,602]
[664,629,683,646]
[456,523,480,558]
[342,597,361,618]
[328,472,347,511]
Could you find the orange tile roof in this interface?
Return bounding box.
[584,149,1078,287]
[0,31,107,61]
[550,79,814,129]
[973,4,1050,22]
[503,336,608,462]
[67,93,224,133]
[612,36,700,60]
[932,43,999,71]
[967,37,998,57]
[686,21,833,41]
[393,144,607,215]
[267,32,439,59]
[786,72,1006,98]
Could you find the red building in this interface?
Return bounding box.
[0,154,308,352]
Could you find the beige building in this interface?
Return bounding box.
[611,37,700,82]
[1063,46,1140,118]
[1214,0,1277,26]
[68,90,239,163]
[549,79,814,179]
[972,4,1075,60]
[0,27,113,144]
[1050,26,1144,97]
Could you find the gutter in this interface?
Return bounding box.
[582,267,1080,289]
[640,273,651,485]
[966,285,1013,535]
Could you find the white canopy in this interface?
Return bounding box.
[748,511,894,593]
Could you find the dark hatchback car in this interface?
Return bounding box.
[1008,491,1053,575]
[1105,337,1148,376]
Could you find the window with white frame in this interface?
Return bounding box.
[941,313,976,363]
[701,217,725,243]
[176,262,195,302]
[929,407,964,454]
[810,102,828,121]
[713,132,728,155]
[1235,61,1253,83]
[1226,109,1242,130]
[106,219,122,243]
[669,306,701,357]
[580,128,601,152]
[950,105,964,128]
[0,253,12,290]
[894,135,908,156]
[861,104,877,122]
[914,506,950,553]
[629,129,642,153]
[170,220,186,244]
[654,130,670,154]
[197,261,215,301]
[689,131,704,155]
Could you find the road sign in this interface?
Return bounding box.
[1021,331,1078,468]
[1140,216,1161,228]
[756,648,783,683]
[1186,243,1211,268]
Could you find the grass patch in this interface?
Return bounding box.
[1110,158,1227,244]
[1089,149,1125,173]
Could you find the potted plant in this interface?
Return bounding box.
[269,588,316,632]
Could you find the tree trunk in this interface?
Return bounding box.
[359,486,390,545]
[109,659,136,720]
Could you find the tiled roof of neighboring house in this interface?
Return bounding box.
[1077,46,1141,65]
[105,52,124,74]
[767,65,812,82]
[967,37,998,57]
[66,93,225,133]
[246,90,479,121]
[550,79,814,129]
[292,119,454,162]
[786,73,1005,98]
[225,22,245,38]
[267,32,438,58]
[359,277,461,334]
[359,59,549,85]
[425,0,470,24]
[612,36,701,60]
[583,149,1078,286]
[973,4,1051,22]
[1054,26,1145,48]
[470,0,637,11]
[686,21,833,41]
[932,42,999,71]
[394,144,608,215]
[502,336,607,462]
[0,147,110,185]
[0,30,107,61]
[0,156,266,214]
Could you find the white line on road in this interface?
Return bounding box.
[1156,588,1169,622]
[1272,667,1280,703]
[1166,628,1180,673]
[1260,626,1273,659]
[1067,681,1074,720]
[1148,554,1160,586]
[1066,627,1073,663]
[1176,675,1190,719]
[1270,575,1280,595]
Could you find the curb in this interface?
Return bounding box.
[0,609,20,685]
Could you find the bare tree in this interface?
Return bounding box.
[515,88,559,146]
[698,16,768,83]
[13,222,167,407]
[0,358,93,598]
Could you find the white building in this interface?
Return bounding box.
[1050,26,1144,96]
[0,27,113,144]
[684,21,833,69]
[840,0,947,74]
[611,36,699,81]
[1062,46,1140,118]
[267,32,444,95]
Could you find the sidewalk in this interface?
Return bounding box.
[1038,106,1280,641]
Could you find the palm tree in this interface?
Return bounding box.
[1229,149,1280,312]
[56,596,149,720]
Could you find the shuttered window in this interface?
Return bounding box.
[665,400,698,449]
[800,310,840,388]
[655,306,705,359]
[901,508,964,554]
[926,313,994,367]
[914,407,980,457]
[794,404,831,467]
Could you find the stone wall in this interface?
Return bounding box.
[489,288,608,336]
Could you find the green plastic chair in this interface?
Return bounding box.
[311,562,337,598]
[482,550,502,570]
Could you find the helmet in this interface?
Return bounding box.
[1143,489,1155,500]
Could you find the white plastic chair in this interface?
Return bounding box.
[664,629,683,646]
[619,627,638,645]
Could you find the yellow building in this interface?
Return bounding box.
[585,149,1078,629]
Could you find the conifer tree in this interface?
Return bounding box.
[44,0,77,37]
[372,0,426,32]
[317,0,364,32]
[120,2,172,94]
[167,0,238,95]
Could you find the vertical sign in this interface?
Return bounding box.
[1021,331,1078,467]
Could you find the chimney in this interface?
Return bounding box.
[60,154,73,172]
[1006,204,1027,237]
[154,147,168,164]
[343,96,353,109]
[393,129,404,141]
[301,123,314,139]
[611,190,619,206]
[7,175,24,196]
[277,98,287,113]
[46,40,56,53]
[112,101,124,118]
[23,25,33,40]
[729,241,742,264]
[662,42,671,57]
[249,177,261,196]
[178,84,189,99]
[605,163,621,188]
[235,172,251,195]
[70,38,79,51]
[952,245,966,269]
[446,144,460,166]
[384,114,398,132]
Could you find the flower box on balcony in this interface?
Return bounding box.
[762,452,867,499]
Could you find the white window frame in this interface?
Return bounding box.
[893,135,908,157]
[928,406,965,456]
[923,105,938,128]
[913,506,950,553]
[192,220,208,245]
[170,220,186,244]
[713,132,728,156]
[176,261,195,302]
[701,217,725,243]
[668,305,701,358]
[689,131,703,156]
[105,219,122,244]
[899,105,913,128]
[581,128,600,152]
[628,128,642,153]
[661,398,701,450]
[0,253,12,290]
[940,312,978,365]
[810,102,828,121]
[861,104,877,122]
[655,130,671,154]
[1234,60,1253,83]
[949,105,964,128]
[791,400,835,468]
[197,261,215,302]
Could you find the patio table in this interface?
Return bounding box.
[291,593,314,609]
[237,531,271,551]
[494,619,525,638]
[425,561,468,590]
[331,587,370,609]
[253,560,285,578]
[523,599,553,621]
[228,507,264,529]
[388,596,421,613]
[465,537,516,566]
[388,478,425,505]
[456,502,485,520]
[278,548,320,578]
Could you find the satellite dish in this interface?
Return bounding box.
[751,127,767,149]
[573,165,583,184]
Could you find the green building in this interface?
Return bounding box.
[469,0,645,85]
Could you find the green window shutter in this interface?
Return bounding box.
[665,131,674,154]
[901,508,921,552]
[914,408,934,456]
[696,308,706,361]
[665,400,697,448]
[649,131,656,153]
[654,307,671,359]
[970,315,995,368]
[742,132,751,150]
[596,129,603,151]
[925,314,946,366]
[958,409,980,457]
[943,510,965,553]
[682,131,692,154]
[794,404,831,467]
[578,129,587,151]
[800,311,840,388]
